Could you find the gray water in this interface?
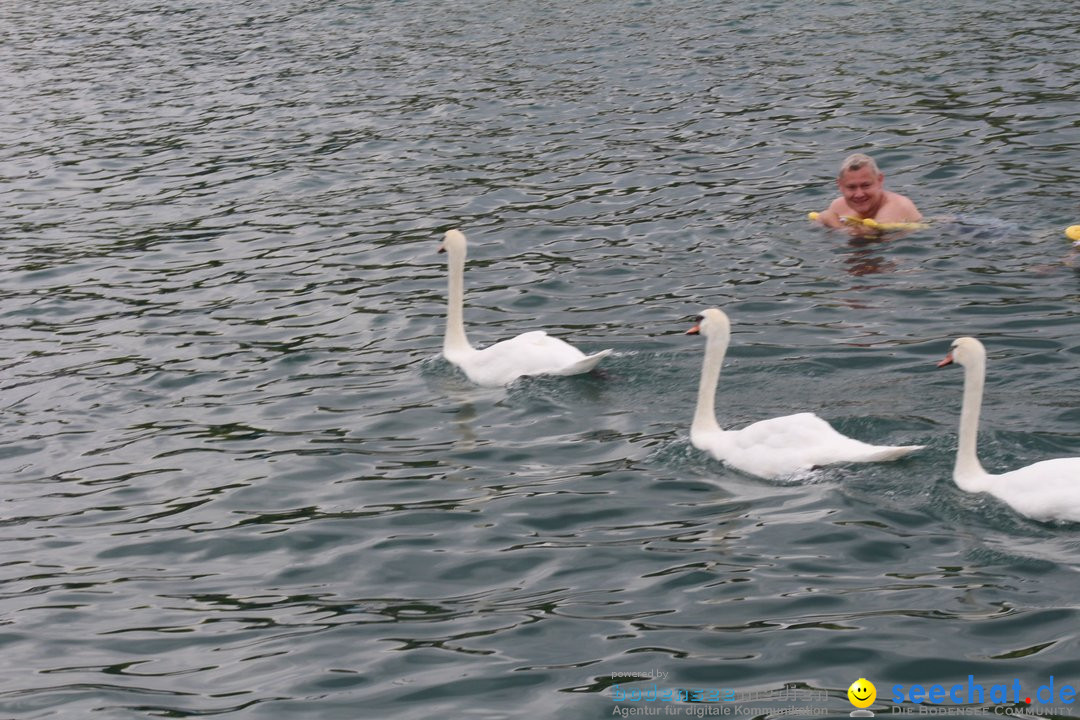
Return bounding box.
[3,1,1080,718]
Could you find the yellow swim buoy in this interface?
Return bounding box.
[1066,225,1080,243]
[841,215,927,232]
[808,211,927,232]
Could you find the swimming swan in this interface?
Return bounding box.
[438,229,612,387]
[687,308,923,479]
[938,336,1080,522]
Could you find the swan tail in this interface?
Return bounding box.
[552,349,613,376]
[861,444,925,462]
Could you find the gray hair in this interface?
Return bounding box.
[838,153,880,178]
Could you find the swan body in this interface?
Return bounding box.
[687,308,922,479]
[938,336,1080,522]
[438,229,611,387]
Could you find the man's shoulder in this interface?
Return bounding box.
[826,196,852,214]
[880,191,921,220]
[884,190,917,209]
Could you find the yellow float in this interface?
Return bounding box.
[808,211,928,232]
[1066,225,1080,243]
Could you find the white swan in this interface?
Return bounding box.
[687,308,923,479]
[438,229,612,387]
[938,336,1080,522]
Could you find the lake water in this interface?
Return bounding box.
[2,0,1080,718]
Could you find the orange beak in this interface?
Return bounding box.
[686,324,701,335]
[937,352,954,368]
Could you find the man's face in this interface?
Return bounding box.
[837,165,885,216]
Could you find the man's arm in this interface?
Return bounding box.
[814,198,849,229]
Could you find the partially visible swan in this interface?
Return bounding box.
[687,308,922,479]
[438,229,612,387]
[938,336,1080,522]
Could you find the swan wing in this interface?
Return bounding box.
[716,412,922,479]
[460,331,610,386]
[991,458,1080,522]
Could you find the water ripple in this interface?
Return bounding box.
[3,0,1080,718]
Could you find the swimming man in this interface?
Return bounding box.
[814,153,922,231]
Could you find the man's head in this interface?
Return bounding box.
[836,153,885,217]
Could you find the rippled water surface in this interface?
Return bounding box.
[3,1,1080,718]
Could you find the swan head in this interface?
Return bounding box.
[686,308,730,345]
[438,229,467,256]
[937,336,985,368]
[686,307,731,339]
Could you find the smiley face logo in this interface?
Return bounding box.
[848,678,876,709]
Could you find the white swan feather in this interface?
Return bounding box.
[939,336,1080,523]
[688,308,922,479]
[439,229,611,387]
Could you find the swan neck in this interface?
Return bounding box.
[954,353,989,487]
[692,331,727,436]
[443,245,473,356]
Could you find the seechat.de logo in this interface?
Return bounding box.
[849,678,877,717]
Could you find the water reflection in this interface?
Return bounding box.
[842,235,899,277]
